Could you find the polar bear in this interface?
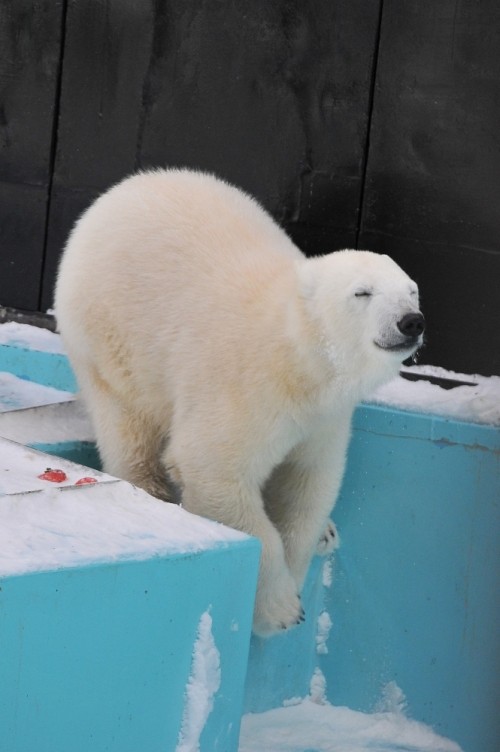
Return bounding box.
[55,169,424,636]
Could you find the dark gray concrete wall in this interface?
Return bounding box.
[1,0,499,374]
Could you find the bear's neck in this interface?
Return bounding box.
[275,275,358,413]
[283,278,387,414]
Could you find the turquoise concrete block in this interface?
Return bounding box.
[0,436,260,752]
[322,405,500,752]
[0,543,259,752]
[0,344,77,392]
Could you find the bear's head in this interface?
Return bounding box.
[297,250,425,396]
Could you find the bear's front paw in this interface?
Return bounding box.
[316,520,340,555]
[252,569,304,637]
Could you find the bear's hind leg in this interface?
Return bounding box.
[164,431,304,635]
[78,369,172,501]
[264,460,336,589]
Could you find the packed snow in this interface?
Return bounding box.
[0,438,249,577]
[0,371,73,412]
[176,611,221,752]
[0,400,93,445]
[322,558,333,588]
[370,365,500,426]
[0,321,64,354]
[239,673,463,752]
[239,699,463,752]
[315,610,333,655]
[0,437,110,497]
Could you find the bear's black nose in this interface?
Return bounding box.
[397,313,425,337]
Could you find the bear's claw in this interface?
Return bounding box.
[253,568,304,636]
[316,520,340,555]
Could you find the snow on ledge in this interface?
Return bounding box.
[368,365,500,426]
[0,321,66,354]
[0,371,74,413]
[0,400,94,445]
[0,439,249,578]
[0,437,111,496]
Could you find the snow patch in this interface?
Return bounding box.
[176,611,221,752]
[309,668,327,705]
[282,697,302,708]
[369,365,500,426]
[0,437,110,497]
[315,610,333,655]
[0,372,74,413]
[0,400,94,445]
[321,557,333,588]
[374,680,408,715]
[239,698,463,752]
[0,322,66,354]
[0,438,249,577]
[240,677,461,752]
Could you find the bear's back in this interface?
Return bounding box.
[70,169,301,275]
[54,170,305,398]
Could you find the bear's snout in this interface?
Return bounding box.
[397,312,425,338]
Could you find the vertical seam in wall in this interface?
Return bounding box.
[38,0,69,311]
[355,0,384,249]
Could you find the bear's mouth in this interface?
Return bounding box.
[374,337,421,353]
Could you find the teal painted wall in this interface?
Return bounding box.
[0,344,77,392]
[0,543,259,752]
[322,406,500,752]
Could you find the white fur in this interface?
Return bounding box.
[55,169,423,636]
